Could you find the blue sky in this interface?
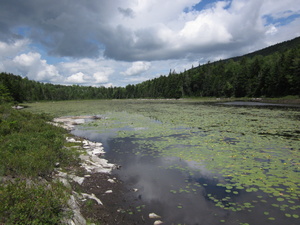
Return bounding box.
[0,0,300,87]
[263,12,300,27]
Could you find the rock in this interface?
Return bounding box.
[90,147,105,156]
[57,171,68,178]
[66,137,81,143]
[73,119,85,124]
[149,213,161,219]
[81,193,103,205]
[12,105,24,110]
[113,164,122,170]
[117,208,124,213]
[70,175,85,185]
[108,179,116,184]
[64,194,87,225]
[57,176,71,189]
[50,116,122,224]
[154,220,164,225]
[79,155,115,174]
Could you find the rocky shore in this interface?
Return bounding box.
[51,116,161,225]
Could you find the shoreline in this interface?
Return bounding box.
[51,116,150,225]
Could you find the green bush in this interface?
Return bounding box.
[0,104,79,223]
[0,180,70,225]
[0,104,78,177]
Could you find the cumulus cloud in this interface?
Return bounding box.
[122,61,151,76]
[58,57,115,85]
[179,2,233,45]
[6,51,61,82]
[103,0,269,61]
[0,39,29,59]
[0,0,300,87]
[0,0,275,61]
[65,72,89,84]
[93,70,112,83]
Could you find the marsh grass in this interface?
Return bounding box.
[0,104,78,224]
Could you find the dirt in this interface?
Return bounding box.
[71,172,150,225]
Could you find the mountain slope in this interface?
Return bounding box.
[229,36,300,61]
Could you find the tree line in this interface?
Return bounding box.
[1,37,300,103]
[135,46,300,98]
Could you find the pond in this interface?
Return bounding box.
[69,101,300,225]
[217,101,300,107]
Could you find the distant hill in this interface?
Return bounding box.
[229,36,300,61]
[134,36,300,98]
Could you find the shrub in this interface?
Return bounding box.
[0,180,70,224]
[0,104,78,177]
[0,104,78,223]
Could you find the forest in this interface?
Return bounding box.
[1,36,300,103]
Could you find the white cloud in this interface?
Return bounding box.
[178,3,233,46]
[104,0,270,61]
[265,25,278,35]
[261,0,300,17]
[0,0,300,87]
[65,72,89,84]
[0,39,30,60]
[59,57,117,85]
[10,52,61,82]
[13,52,40,67]
[122,61,151,76]
[264,16,300,45]
[104,83,114,88]
[93,70,112,83]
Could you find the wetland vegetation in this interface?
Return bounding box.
[24,99,300,225]
[0,104,80,224]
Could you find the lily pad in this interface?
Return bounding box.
[32,99,300,225]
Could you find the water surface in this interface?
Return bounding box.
[71,106,300,225]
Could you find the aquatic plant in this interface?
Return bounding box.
[24,99,300,223]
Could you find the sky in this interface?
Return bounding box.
[0,0,300,87]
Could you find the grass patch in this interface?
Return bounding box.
[0,104,78,177]
[0,104,79,224]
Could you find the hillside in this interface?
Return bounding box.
[134,36,300,98]
[229,36,300,61]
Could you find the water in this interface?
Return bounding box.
[71,125,298,225]
[218,101,300,107]
[73,128,226,224]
